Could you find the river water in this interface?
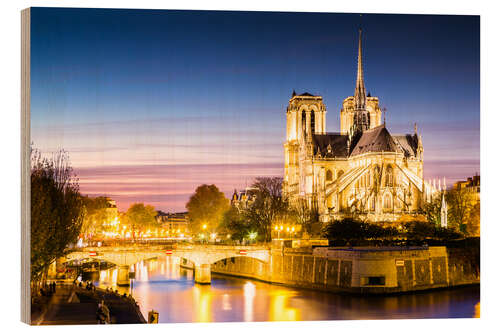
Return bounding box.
[94,256,480,323]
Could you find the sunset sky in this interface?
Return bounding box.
[30,8,480,212]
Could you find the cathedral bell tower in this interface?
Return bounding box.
[284,91,326,200]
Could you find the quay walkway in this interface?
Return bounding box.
[33,283,146,325]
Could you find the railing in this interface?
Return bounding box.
[73,244,271,253]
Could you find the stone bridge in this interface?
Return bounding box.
[66,244,271,285]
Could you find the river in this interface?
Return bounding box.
[93,256,480,323]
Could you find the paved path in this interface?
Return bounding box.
[36,284,98,325]
[34,283,146,325]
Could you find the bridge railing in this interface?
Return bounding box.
[71,244,271,253]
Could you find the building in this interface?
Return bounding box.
[104,197,118,220]
[156,211,190,237]
[453,174,480,203]
[231,187,259,211]
[283,29,437,223]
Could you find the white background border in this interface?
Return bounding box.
[1,0,498,331]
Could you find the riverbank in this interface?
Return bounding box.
[31,282,146,325]
[209,246,480,294]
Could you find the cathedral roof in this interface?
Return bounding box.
[312,127,419,159]
[392,134,419,158]
[312,133,349,158]
[350,125,402,156]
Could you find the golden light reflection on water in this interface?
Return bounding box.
[193,284,212,322]
[474,302,480,318]
[93,256,479,323]
[243,282,255,321]
[269,291,301,321]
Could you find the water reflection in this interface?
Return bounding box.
[94,256,479,323]
[269,292,300,321]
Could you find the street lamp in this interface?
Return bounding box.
[249,232,257,244]
[202,224,207,244]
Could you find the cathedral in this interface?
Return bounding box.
[283,29,437,223]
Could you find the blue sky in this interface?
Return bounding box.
[30,8,480,212]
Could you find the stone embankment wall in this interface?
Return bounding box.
[210,246,479,294]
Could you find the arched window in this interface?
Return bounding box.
[385,166,393,187]
[311,112,315,134]
[395,196,401,209]
[383,194,392,210]
[370,196,376,211]
[302,111,306,134]
[326,170,333,181]
[337,170,344,180]
[373,166,381,186]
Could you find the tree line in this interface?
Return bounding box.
[31,148,159,293]
[186,177,322,243]
[422,189,480,237]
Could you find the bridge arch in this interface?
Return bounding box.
[66,245,271,285]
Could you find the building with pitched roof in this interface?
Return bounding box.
[283,29,437,223]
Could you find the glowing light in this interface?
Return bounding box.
[243,282,256,322]
[202,224,207,230]
[210,233,217,240]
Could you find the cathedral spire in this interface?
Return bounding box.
[354,28,367,111]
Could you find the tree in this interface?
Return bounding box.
[293,198,321,237]
[467,202,480,237]
[422,196,442,227]
[221,206,252,242]
[322,218,397,246]
[243,177,288,242]
[446,188,475,232]
[186,184,230,236]
[123,203,158,238]
[81,196,116,238]
[404,221,462,243]
[31,149,84,289]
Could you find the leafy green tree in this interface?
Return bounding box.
[243,177,288,242]
[31,149,84,289]
[186,184,230,236]
[124,203,158,238]
[322,218,397,245]
[221,206,252,242]
[404,221,462,243]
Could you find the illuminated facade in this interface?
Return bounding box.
[231,187,259,211]
[283,29,437,223]
[156,211,190,237]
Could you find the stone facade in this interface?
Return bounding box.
[283,29,437,223]
[210,246,479,294]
